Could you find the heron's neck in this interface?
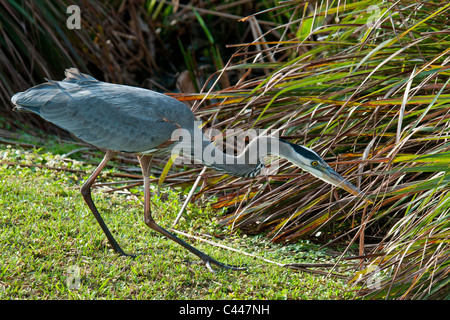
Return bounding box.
[191,133,290,177]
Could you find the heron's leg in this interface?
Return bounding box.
[138,155,245,272]
[81,150,132,257]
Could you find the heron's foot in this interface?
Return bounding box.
[107,240,137,258]
[118,252,137,259]
[184,257,246,273]
[113,247,137,259]
[204,259,247,273]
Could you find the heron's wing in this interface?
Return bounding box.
[11,68,98,112]
[12,69,195,153]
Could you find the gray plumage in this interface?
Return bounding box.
[12,68,194,154]
[12,69,274,177]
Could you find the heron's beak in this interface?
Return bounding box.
[319,166,362,197]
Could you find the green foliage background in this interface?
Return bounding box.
[1,0,449,299]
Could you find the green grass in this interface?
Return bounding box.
[0,141,355,299]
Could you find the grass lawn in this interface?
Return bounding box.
[0,139,357,299]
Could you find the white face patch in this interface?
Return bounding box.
[307,167,324,180]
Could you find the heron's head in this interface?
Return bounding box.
[281,140,362,197]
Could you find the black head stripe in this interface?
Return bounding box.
[283,140,322,162]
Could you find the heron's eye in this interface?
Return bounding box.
[311,161,318,166]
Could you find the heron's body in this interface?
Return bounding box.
[13,69,266,177]
[12,70,195,154]
[11,68,363,271]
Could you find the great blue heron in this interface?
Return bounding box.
[11,68,362,271]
